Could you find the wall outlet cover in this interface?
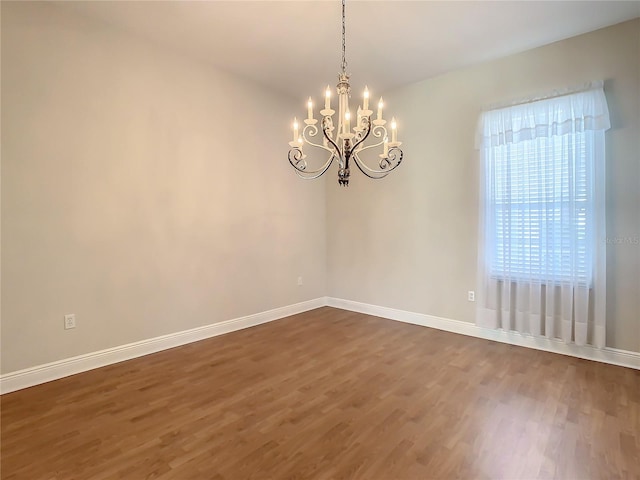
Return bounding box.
[64,314,76,330]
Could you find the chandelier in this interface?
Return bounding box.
[287,0,403,187]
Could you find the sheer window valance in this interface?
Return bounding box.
[476,82,611,148]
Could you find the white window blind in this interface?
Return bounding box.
[489,131,592,285]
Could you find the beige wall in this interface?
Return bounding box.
[327,19,640,353]
[2,4,638,376]
[1,2,326,373]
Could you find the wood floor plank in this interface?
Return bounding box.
[2,307,639,479]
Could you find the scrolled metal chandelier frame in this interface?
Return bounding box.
[287,0,403,187]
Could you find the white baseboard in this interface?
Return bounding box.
[3,296,637,394]
[327,297,640,370]
[0,297,327,394]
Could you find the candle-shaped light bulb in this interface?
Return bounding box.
[325,85,331,109]
[344,111,351,133]
[307,97,313,120]
[377,97,384,120]
[363,86,370,110]
[293,117,299,142]
[391,117,397,142]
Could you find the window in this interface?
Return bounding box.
[488,130,592,285]
[475,83,610,348]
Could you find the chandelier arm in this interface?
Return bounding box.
[352,147,404,177]
[288,147,337,176]
[356,124,387,154]
[288,147,307,172]
[322,121,344,167]
[351,154,390,179]
[355,137,385,155]
[303,123,318,138]
[370,124,387,138]
[293,155,336,179]
[386,147,404,170]
[302,124,334,152]
[351,118,372,152]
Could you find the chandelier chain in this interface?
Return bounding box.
[341,0,347,74]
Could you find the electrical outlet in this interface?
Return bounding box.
[297,276,303,286]
[468,291,475,302]
[64,314,76,330]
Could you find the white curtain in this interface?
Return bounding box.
[476,83,610,348]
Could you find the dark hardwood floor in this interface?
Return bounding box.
[2,307,639,479]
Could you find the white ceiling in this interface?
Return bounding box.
[60,1,639,99]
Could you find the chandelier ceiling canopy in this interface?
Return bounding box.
[287,0,404,187]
